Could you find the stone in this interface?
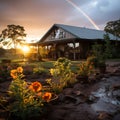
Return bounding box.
[72,90,81,96]
[73,83,83,91]
[98,112,112,120]
[63,88,73,95]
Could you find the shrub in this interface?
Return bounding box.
[46,57,76,93]
[77,61,93,76]
[8,67,52,119]
[87,56,98,68]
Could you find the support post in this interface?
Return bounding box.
[73,41,76,60]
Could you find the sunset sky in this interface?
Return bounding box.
[0,0,120,42]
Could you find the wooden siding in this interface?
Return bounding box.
[44,28,76,42]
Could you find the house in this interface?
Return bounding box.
[28,24,120,60]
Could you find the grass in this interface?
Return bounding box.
[0,55,120,74]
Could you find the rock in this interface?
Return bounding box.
[112,84,120,90]
[63,88,73,95]
[113,67,120,73]
[98,112,112,120]
[73,83,83,91]
[58,93,65,102]
[87,95,98,104]
[72,90,82,96]
[112,90,120,97]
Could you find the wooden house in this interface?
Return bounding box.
[28,24,120,60]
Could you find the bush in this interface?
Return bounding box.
[87,56,98,68]
[8,67,52,119]
[46,57,76,93]
[77,61,93,76]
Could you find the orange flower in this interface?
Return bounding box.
[42,92,52,102]
[17,67,23,73]
[29,81,42,92]
[10,69,18,79]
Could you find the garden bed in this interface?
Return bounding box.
[0,61,120,120]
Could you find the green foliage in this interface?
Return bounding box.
[8,67,52,119]
[91,33,113,63]
[33,67,49,75]
[103,33,113,59]
[92,42,104,62]
[46,57,76,93]
[77,61,93,76]
[9,79,44,119]
[104,19,120,38]
[87,56,98,68]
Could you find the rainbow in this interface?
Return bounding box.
[65,0,100,30]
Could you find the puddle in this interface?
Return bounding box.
[92,87,120,105]
[91,76,120,113]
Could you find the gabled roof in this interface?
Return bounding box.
[55,24,120,40]
[39,24,120,42]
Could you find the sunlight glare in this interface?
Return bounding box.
[22,46,30,53]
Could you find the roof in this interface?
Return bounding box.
[55,24,120,40]
[39,24,120,42]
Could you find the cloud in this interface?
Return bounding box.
[77,0,120,29]
[0,0,120,39]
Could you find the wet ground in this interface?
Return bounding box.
[45,76,120,120]
[45,62,120,120]
[0,61,120,120]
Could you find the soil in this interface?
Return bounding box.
[0,61,120,120]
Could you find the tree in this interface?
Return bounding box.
[103,33,113,59]
[91,42,104,62]
[0,24,26,49]
[104,19,120,38]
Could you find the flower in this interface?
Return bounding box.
[10,69,18,79]
[29,81,42,92]
[9,67,53,119]
[50,68,60,76]
[42,92,52,102]
[17,67,23,73]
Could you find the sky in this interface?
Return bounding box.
[0,0,120,42]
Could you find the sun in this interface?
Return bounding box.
[22,46,30,53]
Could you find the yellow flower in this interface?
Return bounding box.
[29,81,42,92]
[50,68,54,75]
[10,69,17,79]
[17,67,23,73]
[42,92,52,102]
